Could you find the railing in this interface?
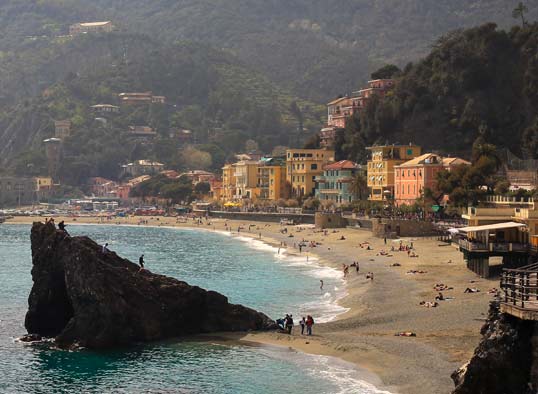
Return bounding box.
[501,264,538,310]
[458,239,529,253]
[458,239,487,251]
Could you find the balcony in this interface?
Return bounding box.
[458,239,528,253]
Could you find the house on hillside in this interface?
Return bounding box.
[118,92,166,105]
[91,104,120,114]
[169,129,193,144]
[54,120,72,139]
[69,21,115,36]
[121,160,164,178]
[127,126,157,139]
[88,177,118,198]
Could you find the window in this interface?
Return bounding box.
[311,164,318,170]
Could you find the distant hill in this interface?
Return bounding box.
[0,1,536,101]
[0,33,324,183]
[339,23,538,163]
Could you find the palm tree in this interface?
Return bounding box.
[512,2,529,27]
[350,172,368,201]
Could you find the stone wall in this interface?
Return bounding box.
[195,210,315,224]
[315,213,349,229]
[371,218,435,238]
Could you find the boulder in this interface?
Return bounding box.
[452,301,535,394]
[25,222,276,349]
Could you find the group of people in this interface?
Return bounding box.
[276,314,315,335]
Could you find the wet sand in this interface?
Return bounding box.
[6,215,494,394]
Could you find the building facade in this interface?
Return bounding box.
[286,149,335,198]
[233,161,259,199]
[257,157,288,201]
[121,160,164,178]
[367,144,422,201]
[0,177,38,207]
[221,164,236,202]
[118,92,166,105]
[394,154,471,206]
[315,160,363,205]
[54,120,71,139]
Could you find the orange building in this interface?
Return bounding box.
[394,153,470,206]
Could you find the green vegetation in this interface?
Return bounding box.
[0,33,324,185]
[0,1,536,102]
[129,174,194,204]
[340,22,538,164]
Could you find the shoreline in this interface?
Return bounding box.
[4,215,495,394]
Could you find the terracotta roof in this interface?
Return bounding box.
[443,157,471,166]
[324,160,359,170]
[327,97,350,106]
[396,153,442,167]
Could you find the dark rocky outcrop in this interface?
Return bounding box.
[25,222,275,349]
[452,301,536,394]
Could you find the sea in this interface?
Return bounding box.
[0,223,392,394]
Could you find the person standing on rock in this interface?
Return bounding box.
[102,243,109,255]
[58,220,69,236]
[138,254,145,271]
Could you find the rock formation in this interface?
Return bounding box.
[25,222,276,349]
[452,301,536,394]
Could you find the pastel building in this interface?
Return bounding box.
[221,164,236,202]
[394,154,471,206]
[315,160,363,205]
[367,144,422,201]
[286,149,335,197]
[257,157,288,201]
[233,161,259,199]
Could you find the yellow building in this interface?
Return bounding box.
[366,144,421,201]
[34,177,53,191]
[286,149,335,197]
[233,161,259,200]
[221,164,236,202]
[257,158,288,201]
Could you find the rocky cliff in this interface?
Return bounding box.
[452,301,537,394]
[25,222,275,349]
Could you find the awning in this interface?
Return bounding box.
[458,222,525,233]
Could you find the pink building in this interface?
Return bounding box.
[180,170,216,184]
[394,154,470,206]
[88,177,118,197]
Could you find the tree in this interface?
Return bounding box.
[177,146,212,170]
[350,172,368,201]
[194,181,211,195]
[512,2,529,27]
[371,64,401,80]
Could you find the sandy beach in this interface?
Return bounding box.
[6,215,495,394]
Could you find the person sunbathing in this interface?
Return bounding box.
[419,301,438,308]
[464,287,480,293]
[395,332,416,337]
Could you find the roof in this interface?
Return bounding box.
[79,21,112,27]
[458,222,526,233]
[91,104,119,108]
[324,160,359,170]
[366,144,420,150]
[443,157,471,166]
[327,97,349,106]
[396,153,442,167]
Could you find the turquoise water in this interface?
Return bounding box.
[0,224,390,394]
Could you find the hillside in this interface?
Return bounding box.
[0,1,536,101]
[339,23,538,163]
[0,33,324,183]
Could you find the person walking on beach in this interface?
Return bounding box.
[306,315,314,336]
[300,317,306,335]
[320,280,324,291]
[138,254,145,271]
